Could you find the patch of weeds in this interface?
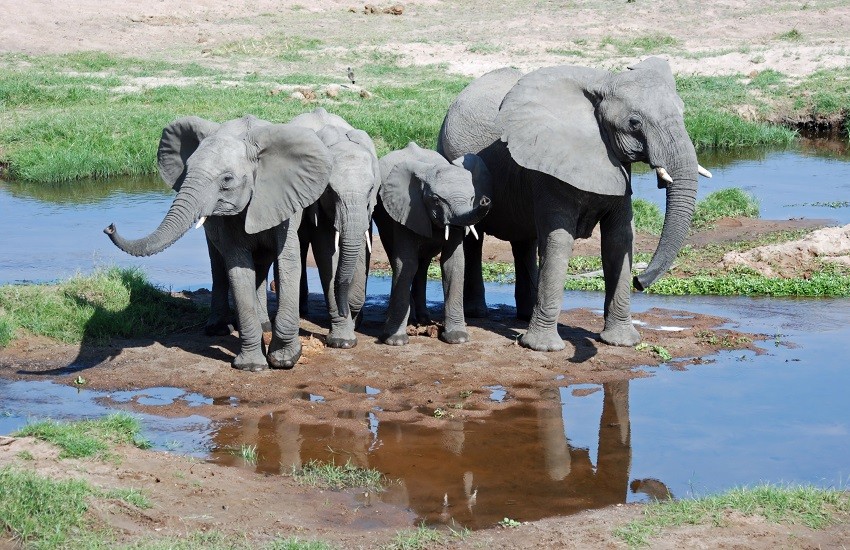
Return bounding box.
[695,330,752,347]
[0,267,208,345]
[16,450,34,461]
[0,466,92,548]
[433,407,446,418]
[385,523,444,550]
[0,309,14,347]
[459,389,473,399]
[600,33,679,55]
[692,188,759,230]
[614,484,850,547]
[237,444,258,465]
[545,47,584,57]
[787,200,850,208]
[498,517,523,528]
[777,28,802,41]
[466,43,501,54]
[291,458,385,491]
[633,198,664,234]
[635,342,672,361]
[213,35,323,61]
[646,272,850,297]
[101,487,152,509]
[13,412,146,460]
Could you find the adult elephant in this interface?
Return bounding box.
[373,142,493,345]
[438,57,711,351]
[291,108,381,348]
[105,115,332,371]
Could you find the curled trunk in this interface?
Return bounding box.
[104,193,199,257]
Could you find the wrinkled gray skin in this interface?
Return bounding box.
[105,115,332,371]
[438,58,701,350]
[290,108,381,348]
[374,142,493,345]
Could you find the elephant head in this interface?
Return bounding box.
[104,115,333,256]
[313,123,381,318]
[379,142,493,240]
[498,57,706,290]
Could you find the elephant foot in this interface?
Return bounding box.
[600,323,641,347]
[464,300,488,319]
[521,328,566,352]
[441,329,469,344]
[267,338,302,369]
[382,333,409,346]
[204,317,232,336]
[327,337,357,349]
[232,349,268,372]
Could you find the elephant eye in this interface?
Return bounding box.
[628,116,642,131]
[221,174,235,188]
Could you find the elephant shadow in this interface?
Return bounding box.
[16,270,243,377]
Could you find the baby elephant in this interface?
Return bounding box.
[374,142,492,345]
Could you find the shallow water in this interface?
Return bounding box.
[1,143,850,528]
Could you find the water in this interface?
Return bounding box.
[1,144,850,528]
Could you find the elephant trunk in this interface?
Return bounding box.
[334,197,369,319]
[104,183,206,257]
[634,152,698,291]
[447,194,492,228]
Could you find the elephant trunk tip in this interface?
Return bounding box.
[104,223,116,236]
[633,275,646,292]
[479,196,491,207]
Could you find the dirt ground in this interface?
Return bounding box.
[2,0,850,547]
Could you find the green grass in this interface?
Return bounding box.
[0,267,207,345]
[101,487,152,509]
[385,524,445,550]
[290,458,385,491]
[600,34,680,55]
[615,484,850,547]
[0,467,91,549]
[118,533,332,550]
[633,198,664,234]
[14,412,148,459]
[692,188,760,229]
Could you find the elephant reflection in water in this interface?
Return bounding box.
[210,381,672,526]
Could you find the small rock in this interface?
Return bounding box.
[290,91,306,101]
[359,89,373,99]
[325,85,340,98]
[383,4,403,15]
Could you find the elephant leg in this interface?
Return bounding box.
[522,180,574,352]
[512,238,538,322]
[411,256,431,326]
[599,199,640,346]
[268,218,303,369]
[205,236,233,336]
[382,230,418,346]
[227,254,268,372]
[298,222,311,317]
[463,232,488,318]
[440,228,469,344]
[255,262,272,333]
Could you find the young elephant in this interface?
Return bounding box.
[105,115,333,371]
[373,142,493,345]
[290,108,381,348]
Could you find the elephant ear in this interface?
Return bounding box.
[244,123,333,235]
[628,57,684,115]
[157,116,220,191]
[345,128,382,213]
[497,66,629,196]
[379,154,432,239]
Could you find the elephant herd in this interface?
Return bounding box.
[105,57,712,372]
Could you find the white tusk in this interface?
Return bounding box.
[445,225,450,241]
[465,226,470,236]
[469,225,479,240]
[334,230,340,252]
[194,216,207,229]
[655,167,674,184]
[365,231,372,254]
[313,212,318,227]
[698,164,713,178]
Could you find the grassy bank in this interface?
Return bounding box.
[0,267,206,346]
[615,484,850,547]
[2,52,847,184]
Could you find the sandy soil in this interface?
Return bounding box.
[2,0,850,547]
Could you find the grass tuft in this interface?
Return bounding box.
[615,484,850,547]
[385,524,444,550]
[14,412,146,459]
[0,466,91,549]
[290,458,385,491]
[0,267,207,345]
[633,199,664,234]
[692,188,759,229]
